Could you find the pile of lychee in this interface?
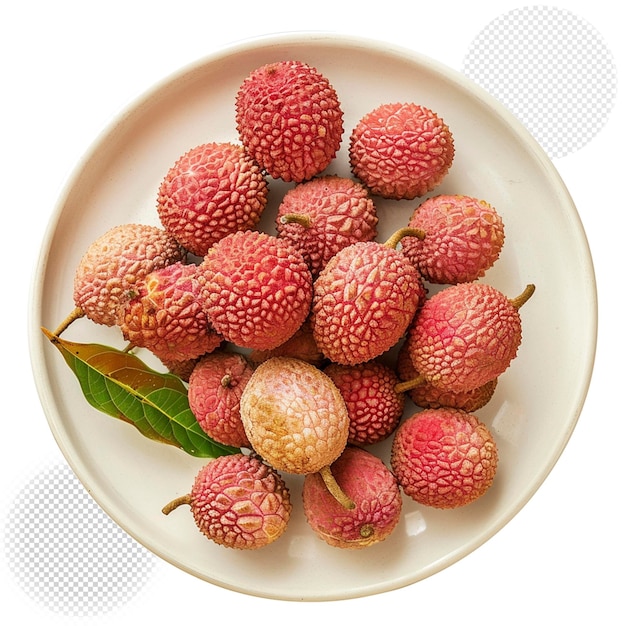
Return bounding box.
[56,59,535,552]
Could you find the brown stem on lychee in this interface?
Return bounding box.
[52,307,85,336]
[394,374,426,394]
[280,213,312,228]
[319,465,355,510]
[384,227,426,250]
[161,494,192,515]
[509,284,536,310]
[221,374,232,388]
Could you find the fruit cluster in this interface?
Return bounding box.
[55,60,535,552]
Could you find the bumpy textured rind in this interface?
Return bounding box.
[311,241,424,365]
[324,361,405,446]
[401,194,505,284]
[190,453,292,549]
[239,357,349,474]
[349,102,454,200]
[235,61,344,182]
[276,175,378,276]
[188,352,253,448]
[391,408,498,509]
[118,262,222,363]
[196,231,313,351]
[248,317,325,367]
[406,282,522,392]
[396,341,498,411]
[73,223,185,327]
[302,446,402,549]
[157,142,268,257]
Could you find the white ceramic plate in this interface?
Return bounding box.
[29,33,597,601]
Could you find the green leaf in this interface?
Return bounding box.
[42,328,240,458]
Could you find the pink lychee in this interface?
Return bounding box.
[401,194,505,284]
[157,142,269,257]
[235,60,344,182]
[117,261,222,363]
[276,175,378,277]
[188,351,253,448]
[302,446,402,549]
[324,361,405,446]
[349,102,454,200]
[390,408,498,509]
[162,453,292,549]
[196,230,313,351]
[73,223,185,328]
[406,282,535,393]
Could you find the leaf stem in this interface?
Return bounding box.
[280,213,312,228]
[394,374,426,394]
[510,284,536,310]
[52,307,85,336]
[162,494,192,515]
[319,465,355,510]
[384,227,425,249]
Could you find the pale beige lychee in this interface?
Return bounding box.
[239,357,349,475]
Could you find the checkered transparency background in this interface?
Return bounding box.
[463,5,617,158]
[4,5,618,617]
[3,463,155,616]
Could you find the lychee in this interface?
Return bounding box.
[188,351,254,448]
[162,453,291,549]
[276,175,378,277]
[302,446,402,549]
[390,408,498,508]
[71,223,185,330]
[311,228,426,366]
[324,361,404,446]
[235,60,344,182]
[406,282,535,393]
[401,194,505,284]
[156,142,269,257]
[349,102,454,200]
[239,357,349,476]
[248,317,325,368]
[395,341,498,411]
[117,261,222,364]
[196,230,313,351]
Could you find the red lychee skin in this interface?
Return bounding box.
[401,194,505,284]
[276,175,378,277]
[311,240,424,365]
[235,61,344,183]
[324,361,405,446]
[188,351,253,448]
[186,453,292,549]
[248,317,325,368]
[73,223,185,327]
[349,102,454,200]
[406,282,523,393]
[117,262,222,363]
[396,341,498,412]
[197,230,313,351]
[302,446,402,549]
[156,142,268,257]
[390,408,498,509]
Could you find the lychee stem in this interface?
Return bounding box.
[319,465,355,510]
[221,374,232,388]
[52,307,85,336]
[384,227,426,250]
[280,213,312,228]
[161,494,192,515]
[394,374,426,394]
[509,284,536,310]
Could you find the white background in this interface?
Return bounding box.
[2,0,623,623]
